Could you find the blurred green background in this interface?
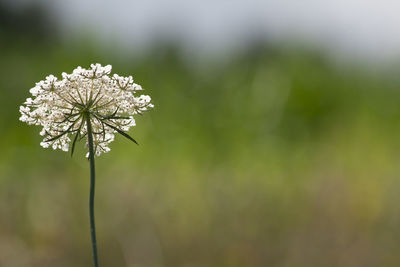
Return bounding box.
[2,2,400,267]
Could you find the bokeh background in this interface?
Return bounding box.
[2,0,400,266]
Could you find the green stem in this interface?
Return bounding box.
[86,115,99,267]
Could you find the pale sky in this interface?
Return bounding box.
[8,0,400,59]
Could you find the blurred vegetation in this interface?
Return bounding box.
[2,2,400,267]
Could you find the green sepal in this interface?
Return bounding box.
[103,121,139,145]
[70,131,79,157]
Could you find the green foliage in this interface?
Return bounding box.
[2,29,400,266]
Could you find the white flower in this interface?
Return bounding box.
[20,63,154,156]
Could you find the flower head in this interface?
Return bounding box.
[20,63,153,156]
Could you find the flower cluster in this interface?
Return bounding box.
[19,64,153,156]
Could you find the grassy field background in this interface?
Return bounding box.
[2,4,400,266]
